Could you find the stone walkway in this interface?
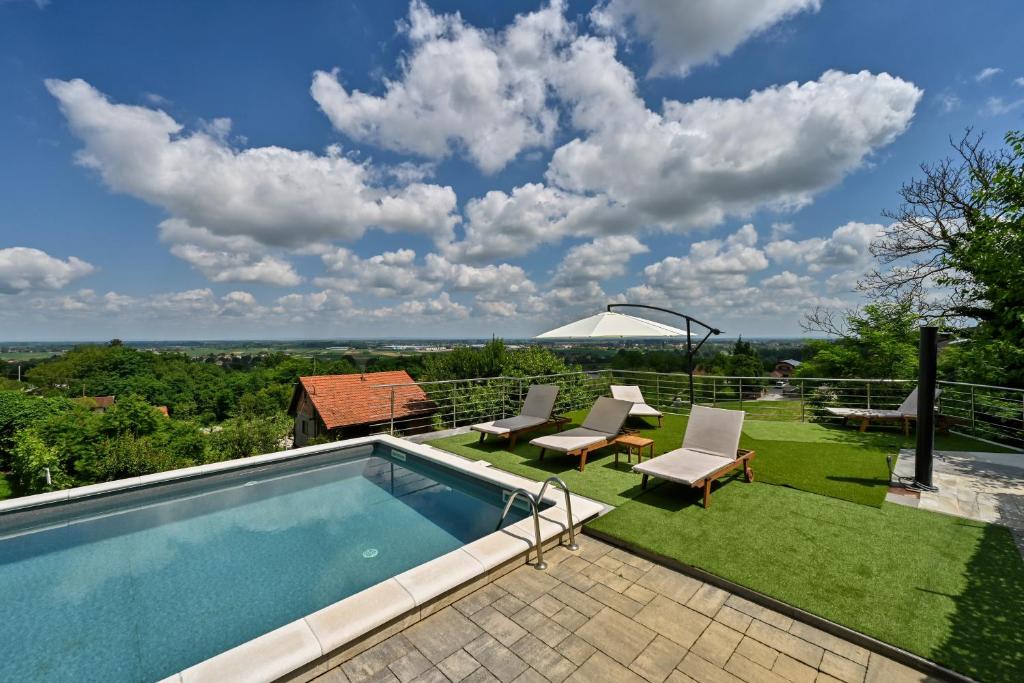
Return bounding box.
[312,538,940,683]
[888,449,1024,555]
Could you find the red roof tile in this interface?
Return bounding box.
[296,371,436,430]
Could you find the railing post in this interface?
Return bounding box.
[451,382,457,429]
[866,381,871,410]
[970,385,976,435]
[712,377,717,407]
[389,387,396,435]
[800,380,806,422]
[656,374,661,408]
[738,378,744,410]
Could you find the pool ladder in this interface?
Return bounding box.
[495,477,578,571]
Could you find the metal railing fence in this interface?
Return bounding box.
[355,370,1024,449]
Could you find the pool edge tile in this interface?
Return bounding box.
[394,548,486,606]
[180,619,322,683]
[305,578,417,655]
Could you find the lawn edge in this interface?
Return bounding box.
[582,525,977,683]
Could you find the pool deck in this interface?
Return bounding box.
[312,537,940,683]
[888,449,1024,556]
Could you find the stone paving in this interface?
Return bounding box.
[888,449,1024,555]
[312,537,941,683]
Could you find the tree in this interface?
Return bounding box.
[860,129,1024,386]
[10,429,71,494]
[799,299,921,379]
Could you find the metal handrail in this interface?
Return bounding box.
[537,476,578,551]
[495,488,547,570]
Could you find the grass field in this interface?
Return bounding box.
[430,411,1012,508]
[427,412,1024,681]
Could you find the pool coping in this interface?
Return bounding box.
[0,435,605,683]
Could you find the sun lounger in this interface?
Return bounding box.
[610,385,663,426]
[529,397,633,471]
[632,405,754,508]
[825,387,939,436]
[471,384,565,448]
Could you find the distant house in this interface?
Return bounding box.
[288,371,437,446]
[771,359,802,378]
[78,395,116,413]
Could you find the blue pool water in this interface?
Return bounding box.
[0,443,530,682]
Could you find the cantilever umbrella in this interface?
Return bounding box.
[536,304,722,405]
[535,311,689,339]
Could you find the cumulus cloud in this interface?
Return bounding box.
[311,0,568,173]
[159,219,302,286]
[643,225,768,294]
[764,221,883,273]
[591,0,821,78]
[0,247,95,294]
[448,66,920,260]
[46,78,460,248]
[975,67,1002,82]
[550,235,648,286]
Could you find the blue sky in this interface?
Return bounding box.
[1,0,1022,341]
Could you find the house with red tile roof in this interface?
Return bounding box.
[288,371,437,446]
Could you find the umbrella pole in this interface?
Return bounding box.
[686,318,694,406]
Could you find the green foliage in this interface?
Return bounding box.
[10,429,71,493]
[99,394,164,436]
[952,130,1024,386]
[0,391,76,469]
[206,413,291,462]
[797,300,921,379]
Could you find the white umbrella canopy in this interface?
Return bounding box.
[535,311,690,339]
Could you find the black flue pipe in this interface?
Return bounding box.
[913,326,938,491]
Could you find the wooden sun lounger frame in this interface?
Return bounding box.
[838,413,914,436]
[639,448,756,509]
[476,415,570,449]
[536,437,610,472]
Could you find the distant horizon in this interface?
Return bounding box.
[0,334,824,345]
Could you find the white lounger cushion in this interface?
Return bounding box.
[521,384,559,419]
[529,427,610,453]
[825,408,905,419]
[683,405,744,459]
[472,415,549,436]
[470,384,559,436]
[529,397,633,453]
[581,397,634,434]
[825,387,939,419]
[633,448,735,486]
[611,385,663,418]
[628,403,663,417]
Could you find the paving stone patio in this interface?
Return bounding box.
[312,537,942,683]
[888,448,1024,555]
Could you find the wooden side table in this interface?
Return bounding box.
[612,434,655,466]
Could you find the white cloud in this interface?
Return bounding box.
[311,0,568,173]
[975,67,1003,82]
[770,222,795,240]
[1016,77,1024,87]
[157,219,301,286]
[765,221,884,272]
[0,247,95,294]
[551,235,648,286]
[448,67,919,260]
[982,96,1024,116]
[369,292,469,320]
[548,69,922,225]
[643,225,768,294]
[46,78,460,248]
[591,0,821,78]
[936,91,961,113]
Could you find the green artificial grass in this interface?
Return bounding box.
[428,412,1024,680]
[429,411,1007,507]
[587,481,1024,682]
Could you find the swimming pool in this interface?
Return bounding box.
[0,436,599,683]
